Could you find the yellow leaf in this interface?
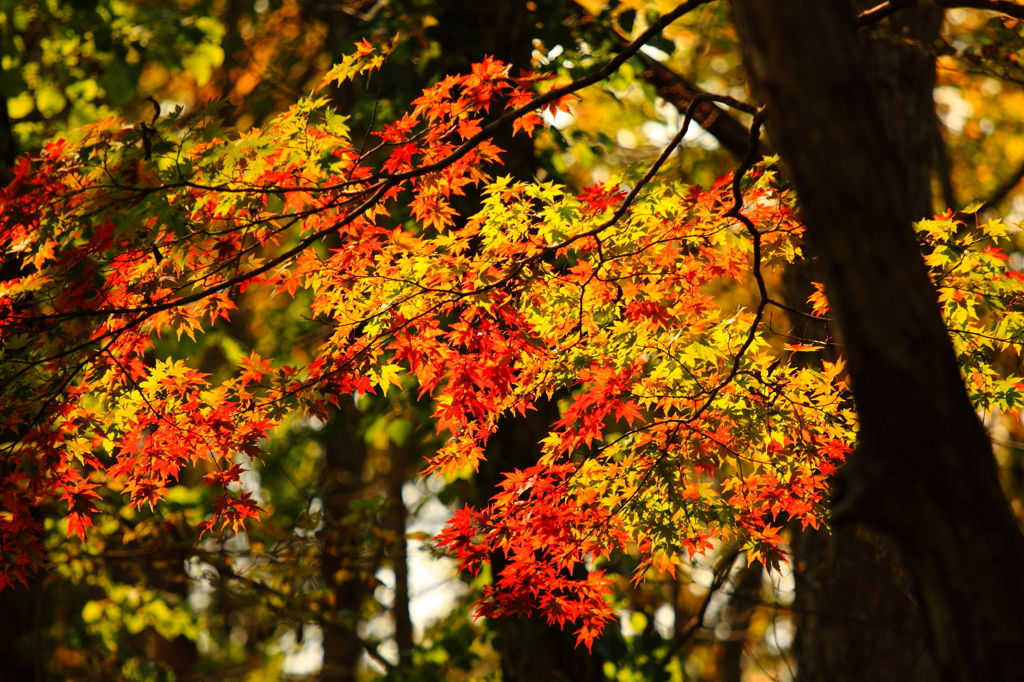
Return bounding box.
[378,363,403,395]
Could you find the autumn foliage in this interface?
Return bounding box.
[3,38,1024,648]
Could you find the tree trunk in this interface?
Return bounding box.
[731,2,1024,680]
[785,258,939,681]
[428,3,605,677]
[384,439,415,668]
[719,559,762,682]
[792,527,935,681]
[320,404,370,682]
[0,575,41,682]
[427,0,550,181]
[0,96,14,185]
[784,4,942,680]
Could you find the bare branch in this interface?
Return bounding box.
[979,159,1024,213]
[632,53,765,161]
[860,0,1024,27]
[658,549,741,669]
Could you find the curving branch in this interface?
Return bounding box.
[860,0,1024,27]
[385,0,717,185]
[657,549,741,669]
[634,52,768,161]
[979,158,1024,213]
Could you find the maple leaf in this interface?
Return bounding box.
[199,491,264,538]
[410,193,458,232]
[204,463,248,486]
[66,512,96,542]
[375,363,404,395]
[808,281,830,315]
[383,143,418,173]
[982,244,1010,262]
[354,38,374,57]
[539,92,580,116]
[512,112,543,137]
[456,117,483,140]
[240,350,273,386]
[575,183,627,215]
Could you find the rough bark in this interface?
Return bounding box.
[731,2,1024,680]
[856,4,943,219]
[792,527,936,682]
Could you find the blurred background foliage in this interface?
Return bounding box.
[3,1,1024,681]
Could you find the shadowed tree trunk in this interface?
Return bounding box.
[792,527,934,682]
[0,576,41,682]
[719,558,762,682]
[426,0,558,182]
[732,2,1024,680]
[428,3,604,678]
[320,403,370,682]
[781,3,943,680]
[0,97,14,185]
[384,439,416,668]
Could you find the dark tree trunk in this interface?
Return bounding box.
[0,575,41,682]
[855,3,943,220]
[731,2,1024,680]
[792,527,935,681]
[429,3,604,678]
[384,440,415,668]
[786,250,941,682]
[427,0,551,182]
[719,559,762,682]
[215,0,247,124]
[320,404,370,682]
[0,96,14,185]
[783,4,942,680]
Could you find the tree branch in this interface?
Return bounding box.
[386,0,717,185]
[632,52,766,161]
[658,549,741,669]
[9,0,718,327]
[860,0,1024,27]
[979,158,1024,213]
